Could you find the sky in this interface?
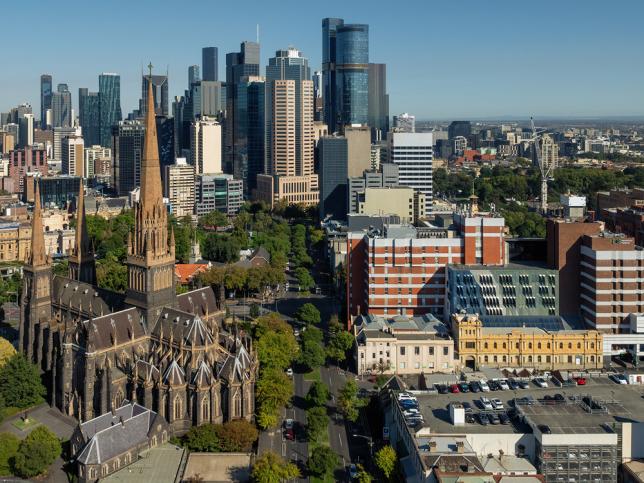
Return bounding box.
[2,0,643,120]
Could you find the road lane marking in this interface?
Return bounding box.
[338,433,342,447]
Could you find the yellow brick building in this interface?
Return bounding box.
[452,313,603,371]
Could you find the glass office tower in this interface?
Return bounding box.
[79,88,101,146]
[202,47,219,81]
[40,74,52,129]
[98,73,122,148]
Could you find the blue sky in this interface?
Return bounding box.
[2,0,643,119]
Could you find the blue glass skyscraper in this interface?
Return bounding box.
[79,88,101,146]
[322,18,369,133]
[98,73,122,148]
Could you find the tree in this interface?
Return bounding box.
[299,338,326,371]
[374,445,397,481]
[0,432,19,476]
[307,445,339,477]
[249,303,260,319]
[256,368,293,430]
[295,303,320,325]
[215,420,259,452]
[338,379,365,423]
[356,464,373,483]
[0,354,46,408]
[305,406,328,441]
[251,451,300,483]
[326,324,354,363]
[12,426,61,478]
[202,234,241,263]
[294,267,314,291]
[198,210,229,230]
[306,381,330,408]
[0,338,16,368]
[96,253,128,292]
[183,424,220,452]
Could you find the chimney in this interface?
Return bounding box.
[456,441,465,454]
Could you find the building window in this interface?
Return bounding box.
[484,342,488,349]
[428,347,434,355]
[568,343,572,349]
[400,362,406,369]
[414,346,420,355]
[528,343,532,349]
[443,347,449,356]
[537,342,542,350]
[484,356,488,363]
[174,396,182,420]
[202,398,210,421]
[502,343,506,349]
[493,356,498,362]
[400,347,406,356]
[465,342,475,349]
[414,362,420,369]
[568,356,573,363]
[493,343,497,349]
[577,342,581,349]
[372,352,376,358]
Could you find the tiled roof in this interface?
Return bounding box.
[76,402,160,465]
[53,276,124,318]
[175,264,209,284]
[176,287,219,317]
[83,307,145,352]
[152,308,214,347]
[163,360,185,386]
[192,360,212,387]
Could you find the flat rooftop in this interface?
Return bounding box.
[396,375,644,436]
[103,444,184,483]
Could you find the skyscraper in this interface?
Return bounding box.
[40,75,52,129]
[52,83,72,128]
[265,48,311,175]
[141,72,169,117]
[78,88,101,146]
[99,73,122,148]
[190,117,222,174]
[18,113,34,148]
[322,18,369,132]
[202,47,219,81]
[225,41,260,174]
[448,121,472,140]
[188,65,200,86]
[368,63,389,140]
[62,135,85,177]
[319,135,348,220]
[112,120,144,195]
[237,77,265,193]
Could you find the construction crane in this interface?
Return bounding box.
[529,117,553,214]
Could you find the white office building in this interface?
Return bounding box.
[387,132,433,213]
[190,117,222,174]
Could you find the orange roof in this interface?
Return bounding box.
[175,264,209,284]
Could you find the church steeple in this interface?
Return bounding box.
[68,179,96,285]
[19,178,53,365]
[125,64,176,326]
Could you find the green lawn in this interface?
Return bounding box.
[11,416,40,431]
[303,366,321,382]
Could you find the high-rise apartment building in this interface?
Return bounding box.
[388,132,433,213]
[188,65,200,87]
[8,147,48,194]
[53,126,82,161]
[225,41,260,174]
[62,136,85,177]
[368,63,389,140]
[539,133,559,171]
[165,158,195,217]
[393,113,415,133]
[84,145,111,179]
[322,18,369,132]
[40,75,52,129]
[78,88,101,146]
[195,173,243,216]
[52,83,72,128]
[190,117,222,174]
[98,73,122,148]
[141,73,169,117]
[202,47,219,81]
[112,120,145,195]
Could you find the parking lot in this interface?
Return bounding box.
[401,375,644,434]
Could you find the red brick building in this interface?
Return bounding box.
[346,211,505,327]
[8,147,48,194]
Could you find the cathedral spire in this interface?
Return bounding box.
[29,179,47,267]
[140,69,163,213]
[68,179,96,285]
[74,180,91,257]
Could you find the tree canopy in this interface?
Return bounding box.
[307,445,339,477]
[374,445,398,481]
[295,303,321,325]
[0,354,45,408]
[12,426,61,478]
[251,451,300,483]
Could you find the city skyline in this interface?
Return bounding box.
[2,0,643,119]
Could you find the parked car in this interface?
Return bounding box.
[286,368,294,377]
[498,379,510,390]
[554,393,565,402]
[574,377,587,386]
[478,412,490,425]
[461,402,473,413]
[449,384,460,393]
[479,397,493,410]
[609,373,628,385]
[284,419,295,440]
[398,392,416,401]
[348,464,358,479]
[435,384,449,394]
[400,399,419,410]
[518,380,530,389]
[458,382,470,393]
[507,378,520,390]
[499,412,510,425]
[489,380,500,391]
[488,412,500,425]
[491,398,504,410]
[479,380,490,392]
[538,424,552,434]
[533,377,548,388]
[465,413,476,424]
[403,408,420,418]
[469,381,482,393]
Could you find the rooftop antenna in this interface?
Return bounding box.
[256,24,259,44]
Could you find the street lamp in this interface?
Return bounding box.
[352,434,374,456]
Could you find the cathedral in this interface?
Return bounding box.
[18,81,256,433]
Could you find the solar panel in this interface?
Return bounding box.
[480,315,565,331]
